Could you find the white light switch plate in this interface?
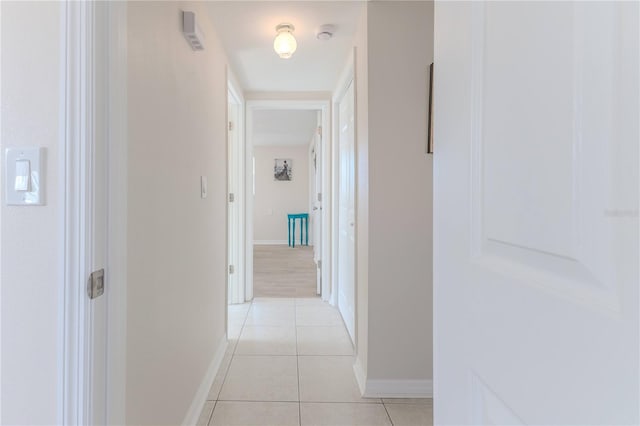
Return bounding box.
[201,176,207,199]
[5,147,45,206]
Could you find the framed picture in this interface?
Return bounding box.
[274,158,292,181]
[427,62,434,154]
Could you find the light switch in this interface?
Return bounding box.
[14,160,31,191]
[5,147,45,206]
[201,176,207,199]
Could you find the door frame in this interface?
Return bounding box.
[245,99,332,301]
[61,1,128,424]
[333,77,356,341]
[227,74,246,305]
[61,1,95,422]
[331,69,355,309]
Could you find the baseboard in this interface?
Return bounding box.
[362,378,433,398]
[253,240,289,245]
[353,356,367,396]
[182,335,228,426]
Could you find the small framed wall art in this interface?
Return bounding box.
[274,158,292,181]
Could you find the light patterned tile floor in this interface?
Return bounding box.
[199,297,434,426]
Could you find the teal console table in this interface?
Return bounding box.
[288,213,309,247]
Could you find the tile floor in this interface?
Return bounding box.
[197,297,433,426]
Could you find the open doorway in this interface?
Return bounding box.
[251,108,319,297]
[245,100,332,301]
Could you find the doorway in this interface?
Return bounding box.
[244,100,332,302]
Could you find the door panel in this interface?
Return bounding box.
[228,100,241,304]
[313,127,322,295]
[434,2,638,424]
[338,81,356,342]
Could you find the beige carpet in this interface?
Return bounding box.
[253,245,318,298]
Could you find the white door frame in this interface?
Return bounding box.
[61,1,95,422]
[61,1,128,424]
[333,79,356,342]
[227,75,245,304]
[331,53,356,310]
[245,99,332,301]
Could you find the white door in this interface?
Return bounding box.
[434,2,639,424]
[338,81,356,342]
[228,100,241,304]
[313,125,323,295]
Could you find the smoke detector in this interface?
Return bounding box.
[316,24,335,40]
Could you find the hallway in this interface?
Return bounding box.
[198,297,433,425]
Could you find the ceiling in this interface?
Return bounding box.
[252,110,318,146]
[206,1,365,92]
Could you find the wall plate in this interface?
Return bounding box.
[5,147,45,206]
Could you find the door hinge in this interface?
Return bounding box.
[88,269,105,299]
[229,121,234,131]
[317,126,322,136]
[229,193,235,203]
[317,260,322,269]
[229,265,235,274]
[317,193,322,202]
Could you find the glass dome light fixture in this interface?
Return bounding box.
[273,23,297,59]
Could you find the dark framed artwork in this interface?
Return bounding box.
[427,62,434,154]
[274,158,292,181]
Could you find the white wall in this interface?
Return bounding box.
[126,2,229,424]
[253,145,310,243]
[1,2,64,424]
[366,1,433,386]
[348,1,434,395]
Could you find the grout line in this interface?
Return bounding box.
[296,354,354,357]
[296,401,385,405]
[217,301,253,401]
[211,399,385,404]
[214,355,233,401]
[214,398,300,403]
[231,300,251,356]
[295,296,302,426]
[228,354,298,358]
[381,401,395,426]
[205,400,217,426]
[295,324,347,327]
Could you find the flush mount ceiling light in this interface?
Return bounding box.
[273,23,297,59]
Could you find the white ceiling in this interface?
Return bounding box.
[252,109,318,146]
[206,1,365,92]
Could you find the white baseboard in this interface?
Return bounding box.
[353,357,432,398]
[353,356,367,396]
[362,379,433,398]
[253,240,289,245]
[182,335,228,426]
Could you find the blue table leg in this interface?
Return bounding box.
[305,216,308,246]
[292,218,296,248]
